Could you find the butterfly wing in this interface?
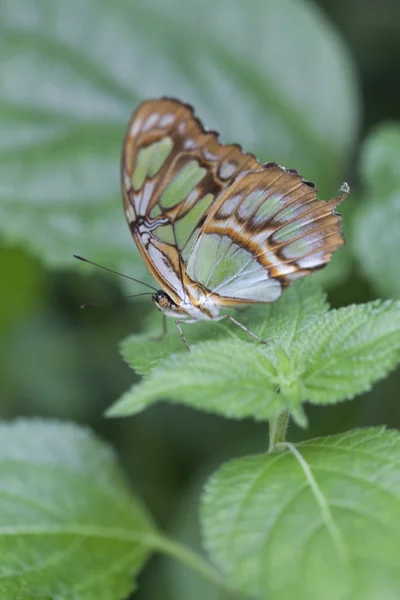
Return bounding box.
[121,97,260,303]
[186,163,348,306]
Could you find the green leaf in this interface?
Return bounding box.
[353,124,400,297]
[121,331,186,378]
[109,282,400,425]
[1,0,358,271]
[201,428,400,600]
[112,339,283,421]
[119,316,229,377]
[298,299,400,404]
[0,419,155,599]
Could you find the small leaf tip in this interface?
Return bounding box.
[291,406,308,429]
[104,405,120,418]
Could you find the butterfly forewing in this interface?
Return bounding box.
[121,98,260,302]
[121,98,348,311]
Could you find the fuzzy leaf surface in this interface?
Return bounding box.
[109,283,400,424]
[0,419,155,599]
[201,428,400,600]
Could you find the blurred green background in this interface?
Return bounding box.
[1,0,400,597]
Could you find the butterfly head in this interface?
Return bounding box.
[152,290,180,316]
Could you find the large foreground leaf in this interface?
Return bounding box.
[108,282,400,426]
[0,419,155,599]
[201,428,400,600]
[1,0,358,275]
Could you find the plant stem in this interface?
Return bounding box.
[151,532,235,597]
[268,409,290,453]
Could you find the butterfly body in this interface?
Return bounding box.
[152,287,219,321]
[121,98,349,346]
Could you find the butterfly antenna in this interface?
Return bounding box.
[73,255,158,292]
[80,292,154,310]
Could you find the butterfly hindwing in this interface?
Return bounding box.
[186,163,347,306]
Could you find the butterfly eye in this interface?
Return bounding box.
[153,291,173,311]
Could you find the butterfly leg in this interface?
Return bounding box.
[175,319,197,351]
[151,314,167,342]
[220,314,268,344]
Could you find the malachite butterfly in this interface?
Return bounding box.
[121,97,349,349]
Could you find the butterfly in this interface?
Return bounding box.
[121,97,349,350]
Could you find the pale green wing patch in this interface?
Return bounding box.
[150,203,162,218]
[187,234,239,285]
[154,191,214,252]
[152,165,213,251]
[252,193,285,224]
[187,234,282,302]
[155,224,175,244]
[160,160,206,208]
[131,137,174,191]
[177,193,214,252]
